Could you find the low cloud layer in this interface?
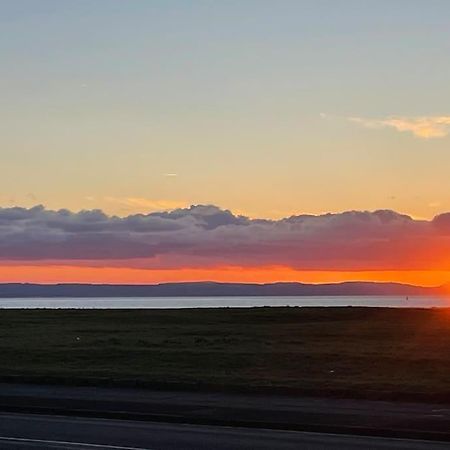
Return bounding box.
[350,116,450,138]
[1,205,450,271]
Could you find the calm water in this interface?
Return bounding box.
[0,295,449,309]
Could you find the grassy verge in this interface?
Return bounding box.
[1,307,449,401]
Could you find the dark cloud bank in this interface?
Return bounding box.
[1,205,450,270]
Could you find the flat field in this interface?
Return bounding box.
[1,307,449,401]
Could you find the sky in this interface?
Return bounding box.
[1,1,450,285]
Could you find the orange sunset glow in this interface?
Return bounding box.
[2,2,450,290]
[0,264,449,287]
[1,205,450,287]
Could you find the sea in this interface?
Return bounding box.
[0,295,449,309]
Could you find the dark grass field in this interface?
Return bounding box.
[1,307,449,401]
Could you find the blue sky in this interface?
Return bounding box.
[1,0,450,218]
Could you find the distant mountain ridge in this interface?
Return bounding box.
[0,281,444,298]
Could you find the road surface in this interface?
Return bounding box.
[0,413,449,449]
[1,383,449,441]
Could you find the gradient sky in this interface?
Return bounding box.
[1,1,450,285]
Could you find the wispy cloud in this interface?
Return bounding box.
[104,197,185,213]
[349,116,450,139]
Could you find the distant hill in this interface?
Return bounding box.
[0,281,444,298]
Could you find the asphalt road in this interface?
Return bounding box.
[0,413,449,450]
[1,383,450,441]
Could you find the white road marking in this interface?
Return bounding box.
[0,436,152,450]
